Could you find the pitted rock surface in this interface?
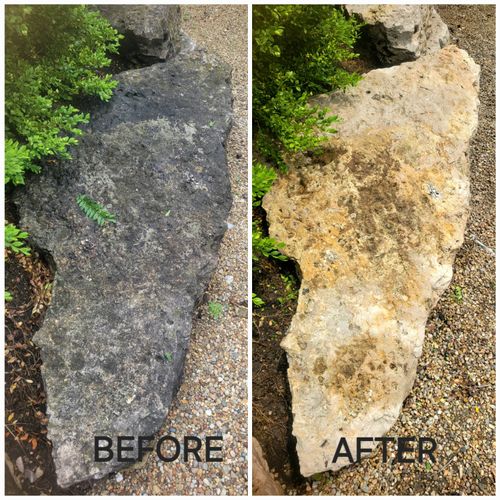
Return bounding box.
[346,4,450,64]
[262,46,479,476]
[15,48,232,487]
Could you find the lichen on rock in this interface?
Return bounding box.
[15,46,232,487]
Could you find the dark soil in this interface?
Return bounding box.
[252,208,303,491]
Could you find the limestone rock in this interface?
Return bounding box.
[252,438,283,495]
[346,4,450,64]
[15,48,232,487]
[97,5,182,62]
[262,46,479,477]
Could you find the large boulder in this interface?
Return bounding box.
[97,5,182,63]
[15,47,232,487]
[346,4,450,64]
[262,46,479,477]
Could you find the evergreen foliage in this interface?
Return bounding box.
[253,5,362,168]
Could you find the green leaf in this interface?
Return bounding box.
[252,293,265,308]
[76,194,116,226]
[208,301,224,320]
[5,223,31,257]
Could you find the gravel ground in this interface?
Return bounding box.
[91,5,248,495]
[285,5,495,496]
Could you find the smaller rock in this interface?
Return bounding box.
[346,5,450,64]
[97,5,182,62]
[115,472,124,483]
[34,468,44,481]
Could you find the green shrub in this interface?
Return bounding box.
[5,5,122,185]
[252,221,288,262]
[5,223,31,257]
[252,162,277,207]
[5,139,35,186]
[253,5,361,167]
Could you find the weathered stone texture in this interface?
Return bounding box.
[15,47,232,487]
[263,46,479,476]
[252,438,284,495]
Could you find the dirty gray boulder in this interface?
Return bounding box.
[15,47,232,488]
[97,4,182,62]
[346,4,450,64]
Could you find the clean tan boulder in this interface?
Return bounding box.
[263,46,479,477]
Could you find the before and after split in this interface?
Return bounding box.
[2,2,496,497]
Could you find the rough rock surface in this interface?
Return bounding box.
[346,4,450,64]
[262,46,479,477]
[15,48,232,487]
[252,438,283,496]
[97,5,182,62]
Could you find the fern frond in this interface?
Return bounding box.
[76,194,116,226]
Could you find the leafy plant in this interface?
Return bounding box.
[253,5,362,168]
[252,221,288,262]
[5,290,13,302]
[452,285,464,304]
[5,139,34,186]
[208,301,224,320]
[5,5,122,186]
[164,352,173,362]
[278,273,299,304]
[76,195,116,226]
[5,223,31,257]
[252,293,265,308]
[252,162,277,207]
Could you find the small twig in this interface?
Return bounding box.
[468,233,495,256]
